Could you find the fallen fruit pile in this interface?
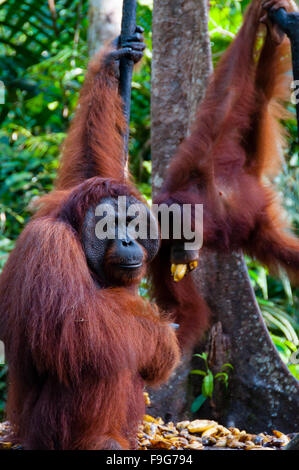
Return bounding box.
[0,417,291,450]
[137,416,291,450]
[0,422,14,449]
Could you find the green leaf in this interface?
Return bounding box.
[215,372,229,388]
[279,269,293,305]
[262,309,298,346]
[288,364,299,380]
[202,370,214,398]
[189,369,207,376]
[4,172,32,187]
[215,372,228,380]
[221,363,234,370]
[193,352,208,360]
[191,394,207,413]
[257,266,268,299]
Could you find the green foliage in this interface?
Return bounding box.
[0,0,89,419]
[247,255,299,376]
[0,364,7,419]
[0,0,89,244]
[190,353,233,413]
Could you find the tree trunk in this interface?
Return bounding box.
[149,0,212,423]
[151,0,212,196]
[88,0,122,56]
[149,0,299,433]
[194,251,299,433]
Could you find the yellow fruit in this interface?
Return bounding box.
[172,264,187,282]
[189,260,198,271]
[143,414,156,423]
[188,419,218,433]
[143,391,151,406]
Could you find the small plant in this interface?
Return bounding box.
[190,352,233,413]
[0,364,7,421]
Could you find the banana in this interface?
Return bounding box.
[171,261,198,282]
[171,264,187,282]
[188,260,198,271]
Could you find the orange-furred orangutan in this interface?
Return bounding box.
[150,0,299,350]
[0,29,180,450]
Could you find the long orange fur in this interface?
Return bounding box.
[0,46,180,449]
[150,0,299,350]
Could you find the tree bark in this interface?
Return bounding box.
[194,251,299,433]
[150,0,299,433]
[149,0,212,422]
[151,0,212,196]
[88,0,123,56]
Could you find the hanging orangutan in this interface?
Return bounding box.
[0,30,180,449]
[150,0,299,350]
